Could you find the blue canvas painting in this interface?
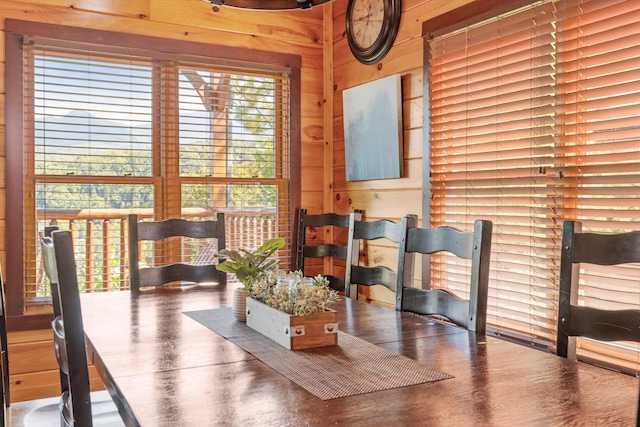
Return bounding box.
[342,74,403,181]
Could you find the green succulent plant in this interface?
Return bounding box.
[216,237,285,290]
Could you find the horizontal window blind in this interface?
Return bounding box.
[28,44,155,299]
[24,39,292,301]
[32,47,154,177]
[429,0,560,343]
[555,0,640,371]
[429,0,640,371]
[176,64,291,262]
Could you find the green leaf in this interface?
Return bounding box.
[255,237,285,255]
[215,237,285,288]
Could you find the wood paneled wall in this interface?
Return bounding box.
[8,329,105,402]
[0,0,475,402]
[331,0,475,306]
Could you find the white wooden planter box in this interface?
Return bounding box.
[245,297,338,350]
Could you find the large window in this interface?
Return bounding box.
[6,21,301,329]
[425,0,640,372]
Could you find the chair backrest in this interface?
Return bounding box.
[0,265,9,426]
[557,220,640,359]
[400,220,493,334]
[128,213,227,292]
[295,209,362,293]
[344,215,417,306]
[40,237,70,397]
[46,231,93,426]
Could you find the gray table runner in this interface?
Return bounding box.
[184,307,453,400]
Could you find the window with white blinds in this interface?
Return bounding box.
[20,35,294,302]
[427,0,640,372]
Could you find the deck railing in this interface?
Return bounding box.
[32,207,277,297]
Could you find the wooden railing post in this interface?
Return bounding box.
[102,220,112,291]
[120,218,127,290]
[85,220,94,292]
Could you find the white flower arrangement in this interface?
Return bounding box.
[247,270,339,316]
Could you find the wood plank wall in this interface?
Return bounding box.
[331,0,475,307]
[8,329,105,402]
[0,0,476,402]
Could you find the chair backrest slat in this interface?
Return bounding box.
[405,226,475,259]
[138,218,224,241]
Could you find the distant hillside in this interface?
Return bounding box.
[34,109,269,158]
[35,110,151,153]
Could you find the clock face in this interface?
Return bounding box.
[346,0,401,65]
[349,0,385,50]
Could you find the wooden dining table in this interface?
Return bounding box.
[80,285,639,426]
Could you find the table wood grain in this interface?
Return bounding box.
[81,286,639,426]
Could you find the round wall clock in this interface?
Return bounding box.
[346,0,401,65]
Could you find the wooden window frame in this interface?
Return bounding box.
[5,20,301,331]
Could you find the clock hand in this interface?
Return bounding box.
[365,2,373,27]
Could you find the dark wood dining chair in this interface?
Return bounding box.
[557,220,640,360]
[41,232,125,427]
[128,213,227,292]
[295,208,362,293]
[40,236,70,397]
[344,214,417,304]
[400,220,493,334]
[0,265,9,427]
